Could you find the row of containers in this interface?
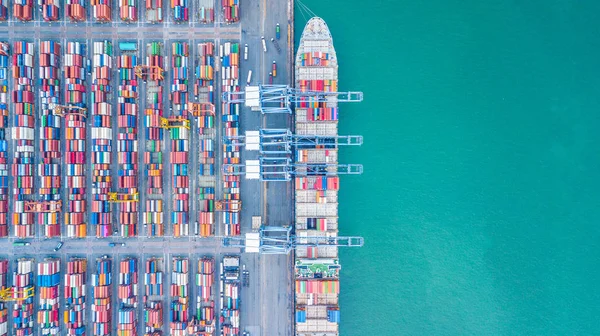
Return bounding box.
[143,41,165,238]
[2,0,224,23]
[194,41,216,238]
[220,42,240,237]
[0,256,218,335]
[3,39,228,239]
[219,255,239,336]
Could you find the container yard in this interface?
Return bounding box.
[0,1,328,336]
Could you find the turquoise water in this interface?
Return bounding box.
[295,1,600,334]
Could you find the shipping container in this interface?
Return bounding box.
[37,258,60,335]
[64,258,86,335]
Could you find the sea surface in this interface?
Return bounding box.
[295,1,600,335]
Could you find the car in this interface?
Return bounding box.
[53,242,64,252]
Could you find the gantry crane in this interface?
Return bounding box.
[222,84,363,114]
[49,103,87,118]
[214,200,241,213]
[187,102,215,116]
[224,129,363,154]
[222,226,364,254]
[24,200,62,213]
[160,117,190,130]
[108,192,139,203]
[134,65,164,80]
[0,286,35,301]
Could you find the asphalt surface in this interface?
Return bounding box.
[0,0,295,334]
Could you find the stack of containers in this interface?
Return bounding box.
[0,0,7,21]
[143,258,163,335]
[91,41,113,238]
[39,0,60,21]
[170,257,188,334]
[145,0,162,23]
[118,257,138,335]
[0,43,9,238]
[0,259,8,336]
[117,45,139,238]
[170,42,189,237]
[39,40,62,238]
[64,41,88,238]
[197,0,213,23]
[64,258,86,335]
[13,258,34,336]
[143,41,164,237]
[194,42,215,237]
[91,257,112,336]
[194,257,214,335]
[11,41,35,238]
[13,0,33,21]
[221,0,238,23]
[119,0,137,22]
[65,0,86,21]
[220,257,239,336]
[220,42,240,236]
[91,0,111,21]
[37,258,60,335]
[171,0,187,22]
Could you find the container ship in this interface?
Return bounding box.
[294,17,341,336]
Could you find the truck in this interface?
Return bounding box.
[246,70,252,85]
[261,36,267,53]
